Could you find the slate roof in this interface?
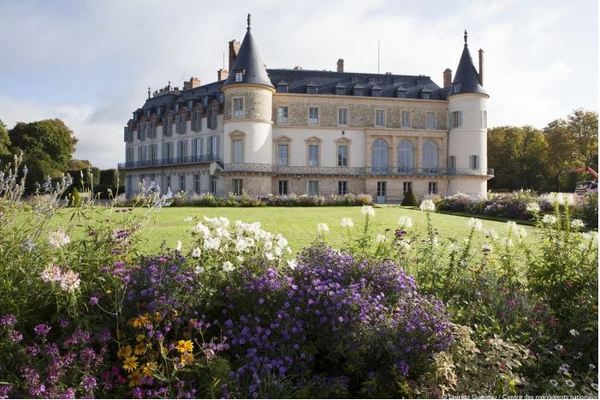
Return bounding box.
[450,31,487,96]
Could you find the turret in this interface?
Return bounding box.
[447,30,491,198]
[221,14,275,195]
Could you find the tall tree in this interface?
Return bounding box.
[0,119,10,157]
[9,119,78,192]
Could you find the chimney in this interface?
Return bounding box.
[478,49,484,85]
[443,68,452,88]
[183,77,202,90]
[229,39,241,71]
[217,68,229,81]
[337,58,344,73]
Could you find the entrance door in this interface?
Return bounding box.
[376,181,387,203]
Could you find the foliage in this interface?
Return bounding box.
[401,186,418,206]
[0,119,11,157]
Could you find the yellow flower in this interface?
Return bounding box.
[128,371,143,387]
[123,355,139,372]
[141,361,158,377]
[134,343,146,355]
[153,312,163,323]
[175,340,193,354]
[135,334,146,343]
[117,345,132,359]
[180,352,194,366]
[130,314,151,329]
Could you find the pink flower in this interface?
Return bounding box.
[60,270,81,293]
[40,264,62,283]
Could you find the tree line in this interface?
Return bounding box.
[0,118,121,197]
[488,109,597,192]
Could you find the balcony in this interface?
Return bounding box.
[118,155,222,170]
[365,167,495,177]
[275,165,364,175]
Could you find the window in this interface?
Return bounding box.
[402,111,411,128]
[308,180,319,195]
[177,140,187,162]
[149,144,158,163]
[277,106,289,124]
[232,179,243,195]
[397,140,414,173]
[375,110,385,127]
[470,155,479,169]
[179,175,186,192]
[423,140,439,172]
[208,135,220,159]
[233,97,244,117]
[194,174,201,194]
[403,181,412,195]
[191,110,202,132]
[175,114,186,134]
[163,116,173,136]
[126,176,133,196]
[449,155,456,171]
[210,178,217,194]
[422,92,430,99]
[232,139,244,163]
[377,181,387,197]
[338,181,348,195]
[338,108,348,125]
[165,176,171,192]
[428,182,438,195]
[426,112,436,129]
[278,180,288,195]
[164,142,174,163]
[308,107,319,125]
[208,102,218,129]
[235,71,244,82]
[308,144,319,166]
[125,148,134,163]
[337,145,348,167]
[451,111,463,128]
[277,144,289,166]
[371,139,389,174]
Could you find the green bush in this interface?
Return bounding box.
[401,186,418,206]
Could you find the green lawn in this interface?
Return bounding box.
[105,205,539,251]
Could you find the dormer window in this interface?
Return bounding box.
[306,84,317,94]
[396,88,407,98]
[421,89,431,99]
[235,71,244,82]
[353,87,364,96]
[188,100,193,109]
[277,82,289,93]
[157,107,162,118]
[335,85,345,96]
[175,104,180,112]
[371,87,382,97]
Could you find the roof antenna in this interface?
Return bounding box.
[247,13,251,31]
[464,29,468,45]
[377,38,381,74]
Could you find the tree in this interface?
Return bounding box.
[0,119,10,158]
[8,119,78,192]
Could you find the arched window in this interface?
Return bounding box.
[423,140,439,172]
[397,139,414,173]
[371,139,389,175]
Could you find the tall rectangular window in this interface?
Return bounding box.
[428,182,438,195]
[277,143,289,166]
[232,179,243,195]
[402,111,411,128]
[277,106,289,124]
[308,107,319,125]
[426,112,436,129]
[338,181,348,195]
[337,145,348,167]
[179,175,186,192]
[403,181,412,195]
[194,174,201,194]
[470,155,479,169]
[210,178,217,194]
[338,108,349,125]
[308,144,319,166]
[308,180,319,195]
[377,181,387,197]
[278,180,288,195]
[375,109,385,127]
[449,155,456,170]
[233,97,244,117]
[232,140,244,163]
[451,111,463,128]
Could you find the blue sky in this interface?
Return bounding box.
[0,0,597,168]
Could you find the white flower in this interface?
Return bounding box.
[481,243,493,253]
[40,264,62,282]
[317,223,329,233]
[555,344,564,351]
[176,240,182,251]
[419,199,436,212]
[564,379,575,388]
[193,223,211,237]
[236,255,244,262]
[375,234,386,244]
[287,259,297,270]
[398,240,411,251]
[340,217,354,228]
[203,236,221,250]
[526,202,541,213]
[48,229,71,248]
[549,379,558,387]
[483,228,498,240]
[542,214,558,224]
[589,364,596,370]
[222,261,235,272]
[191,247,202,258]
[518,227,528,238]
[194,266,204,274]
[447,242,458,253]
[184,216,194,222]
[361,205,375,217]
[397,216,413,228]
[558,363,569,374]
[265,252,275,261]
[59,269,80,293]
[570,329,580,336]
[501,237,514,247]
[571,219,585,229]
[468,218,483,231]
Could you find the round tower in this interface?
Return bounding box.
[447,30,491,198]
[221,15,274,195]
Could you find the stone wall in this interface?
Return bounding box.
[223,85,274,123]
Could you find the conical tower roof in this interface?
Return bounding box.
[450,30,487,96]
[223,14,273,88]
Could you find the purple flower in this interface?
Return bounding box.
[81,376,97,392]
[89,296,99,305]
[0,314,16,327]
[9,330,23,343]
[34,323,51,337]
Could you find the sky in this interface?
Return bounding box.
[0,0,597,168]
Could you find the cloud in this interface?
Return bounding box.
[0,0,596,168]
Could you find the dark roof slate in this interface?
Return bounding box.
[450,40,487,96]
[223,25,273,88]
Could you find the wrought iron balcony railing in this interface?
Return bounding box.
[118,155,222,169]
[365,167,495,177]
